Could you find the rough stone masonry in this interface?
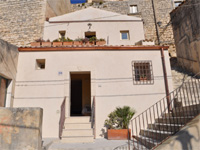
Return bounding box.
[0,107,43,150]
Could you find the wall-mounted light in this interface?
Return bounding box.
[88,23,92,30]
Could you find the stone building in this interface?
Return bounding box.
[71,0,184,56]
[0,0,71,47]
[0,39,18,108]
[170,0,200,76]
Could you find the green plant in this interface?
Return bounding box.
[74,38,83,42]
[65,37,73,42]
[98,38,105,41]
[104,111,119,129]
[99,1,103,5]
[89,36,97,42]
[105,106,135,129]
[82,3,85,6]
[53,38,60,42]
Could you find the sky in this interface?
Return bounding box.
[70,0,87,4]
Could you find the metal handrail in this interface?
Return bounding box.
[91,96,96,139]
[59,97,66,139]
[131,78,200,149]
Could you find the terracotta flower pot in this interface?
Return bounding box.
[63,41,73,46]
[96,41,106,45]
[73,41,83,46]
[41,42,51,47]
[31,42,40,47]
[107,129,131,140]
[53,42,63,46]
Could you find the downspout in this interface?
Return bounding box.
[151,0,160,45]
[161,48,171,111]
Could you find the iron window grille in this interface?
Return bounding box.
[132,61,154,85]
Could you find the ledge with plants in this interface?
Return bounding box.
[31,37,106,47]
[105,106,135,140]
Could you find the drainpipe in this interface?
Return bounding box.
[161,48,171,111]
[151,0,160,45]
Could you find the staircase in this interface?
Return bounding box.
[61,116,94,143]
[131,78,200,149]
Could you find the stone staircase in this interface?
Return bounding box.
[61,116,94,143]
[131,78,200,149]
[134,104,200,149]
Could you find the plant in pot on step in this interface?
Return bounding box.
[105,106,135,140]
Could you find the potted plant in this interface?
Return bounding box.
[140,74,147,81]
[41,39,51,47]
[105,106,135,140]
[63,37,73,46]
[31,38,42,47]
[96,38,106,45]
[53,38,62,46]
[89,36,97,45]
[82,37,89,45]
[73,38,83,46]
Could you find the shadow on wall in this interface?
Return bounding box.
[170,124,200,150]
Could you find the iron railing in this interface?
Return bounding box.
[131,78,200,149]
[91,96,96,139]
[59,97,66,139]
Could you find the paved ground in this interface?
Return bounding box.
[42,138,136,150]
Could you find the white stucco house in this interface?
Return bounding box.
[12,7,173,143]
[13,45,173,142]
[43,7,145,46]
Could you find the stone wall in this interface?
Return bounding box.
[0,39,18,107]
[0,0,71,47]
[71,1,129,15]
[0,0,47,46]
[129,0,175,56]
[0,107,43,150]
[170,0,200,76]
[46,0,72,18]
[71,0,176,56]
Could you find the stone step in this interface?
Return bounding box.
[134,135,160,149]
[64,123,91,129]
[147,123,182,132]
[65,117,91,123]
[62,129,93,137]
[165,109,199,117]
[155,116,193,124]
[140,129,172,141]
[61,136,94,143]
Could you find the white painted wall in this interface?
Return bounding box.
[14,49,173,138]
[43,7,144,45]
[43,21,144,46]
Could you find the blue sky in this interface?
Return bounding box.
[70,0,87,4]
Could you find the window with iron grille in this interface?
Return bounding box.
[132,61,154,85]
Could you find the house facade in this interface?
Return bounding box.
[170,0,200,76]
[14,46,173,139]
[43,7,144,46]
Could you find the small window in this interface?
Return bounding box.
[130,5,138,14]
[132,61,154,85]
[36,59,45,70]
[59,31,66,39]
[174,1,182,7]
[120,31,129,40]
[85,32,96,39]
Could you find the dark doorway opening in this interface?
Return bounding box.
[70,72,91,116]
[70,80,82,116]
